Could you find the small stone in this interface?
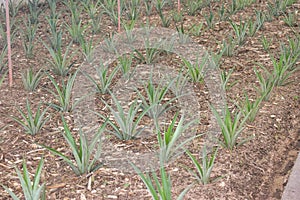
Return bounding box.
[80,194,87,200]
[107,195,118,199]
[219,181,225,187]
[172,168,179,172]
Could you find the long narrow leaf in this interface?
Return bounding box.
[0,184,20,200]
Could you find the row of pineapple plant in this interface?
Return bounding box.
[0,0,299,199]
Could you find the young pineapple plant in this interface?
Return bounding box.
[210,104,252,150]
[12,100,49,135]
[41,116,106,175]
[1,158,45,200]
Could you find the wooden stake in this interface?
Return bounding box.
[5,0,12,87]
[117,0,121,33]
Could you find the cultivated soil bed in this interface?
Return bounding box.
[0,0,299,199]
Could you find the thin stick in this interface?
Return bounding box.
[5,0,13,87]
[117,0,121,32]
[178,0,181,13]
